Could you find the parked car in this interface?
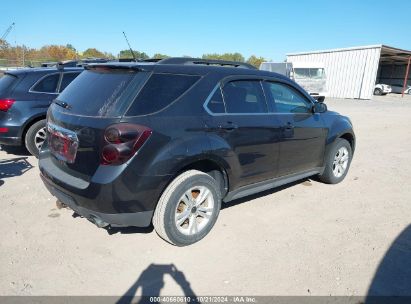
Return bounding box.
[374,84,392,95]
[39,58,355,246]
[0,66,82,156]
[41,58,109,68]
[389,83,411,94]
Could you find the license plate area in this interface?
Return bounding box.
[47,122,79,164]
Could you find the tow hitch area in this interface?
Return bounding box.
[87,215,109,228]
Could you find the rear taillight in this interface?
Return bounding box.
[0,99,15,112]
[101,123,152,165]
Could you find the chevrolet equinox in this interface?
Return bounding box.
[39,58,355,246]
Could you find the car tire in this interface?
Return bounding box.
[374,88,382,95]
[408,90,411,95]
[25,119,46,158]
[153,170,222,246]
[317,138,352,184]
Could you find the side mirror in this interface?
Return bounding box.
[313,102,327,113]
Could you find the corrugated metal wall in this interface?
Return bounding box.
[287,47,381,99]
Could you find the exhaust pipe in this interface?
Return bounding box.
[88,215,109,228]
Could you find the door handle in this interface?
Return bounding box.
[284,122,294,130]
[219,122,238,131]
[282,122,294,139]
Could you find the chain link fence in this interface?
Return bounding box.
[0,58,52,70]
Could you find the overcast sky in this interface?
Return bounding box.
[2,0,411,61]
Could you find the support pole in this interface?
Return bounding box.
[402,56,411,98]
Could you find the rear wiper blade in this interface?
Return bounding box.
[53,100,71,109]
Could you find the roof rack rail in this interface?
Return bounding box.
[118,58,136,62]
[141,58,163,63]
[40,60,78,69]
[116,58,163,63]
[158,57,256,69]
[57,60,79,69]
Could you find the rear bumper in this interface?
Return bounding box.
[39,147,172,227]
[0,135,21,146]
[41,173,154,227]
[0,116,25,146]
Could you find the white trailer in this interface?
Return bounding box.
[260,61,327,102]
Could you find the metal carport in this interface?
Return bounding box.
[377,46,411,97]
[286,45,411,99]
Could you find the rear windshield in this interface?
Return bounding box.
[56,69,148,117]
[0,74,17,95]
[126,73,201,116]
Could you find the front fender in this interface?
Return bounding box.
[324,113,356,154]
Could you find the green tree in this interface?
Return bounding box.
[82,48,106,58]
[103,52,115,59]
[0,39,9,49]
[202,53,221,60]
[41,45,77,61]
[66,44,76,52]
[119,49,149,60]
[202,52,245,62]
[246,55,266,68]
[152,53,170,59]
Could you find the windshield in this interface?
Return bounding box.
[294,68,325,79]
[56,69,148,117]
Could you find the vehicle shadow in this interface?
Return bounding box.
[105,178,311,235]
[365,224,411,303]
[116,263,196,304]
[0,144,31,156]
[105,225,154,235]
[0,157,33,186]
[221,178,310,210]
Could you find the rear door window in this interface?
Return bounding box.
[126,73,201,116]
[0,74,17,95]
[56,69,148,117]
[59,72,80,92]
[222,80,267,114]
[32,73,60,93]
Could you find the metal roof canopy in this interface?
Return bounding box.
[288,44,411,57]
[379,45,411,65]
[287,44,411,99]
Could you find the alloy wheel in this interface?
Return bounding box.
[332,146,349,178]
[175,186,215,236]
[34,127,47,150]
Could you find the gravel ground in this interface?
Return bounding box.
[0,96,410,298]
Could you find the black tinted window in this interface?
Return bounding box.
[222,80,267,114]
[57,69,148,117]
[207,87,225,113]
[32,73,60,93]
[126,74,200,116]
[264,82,311,113]
[0,74,17,94]
[59,72,80,92]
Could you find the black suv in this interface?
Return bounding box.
[0,66,82,156]
[39,58,355,246]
